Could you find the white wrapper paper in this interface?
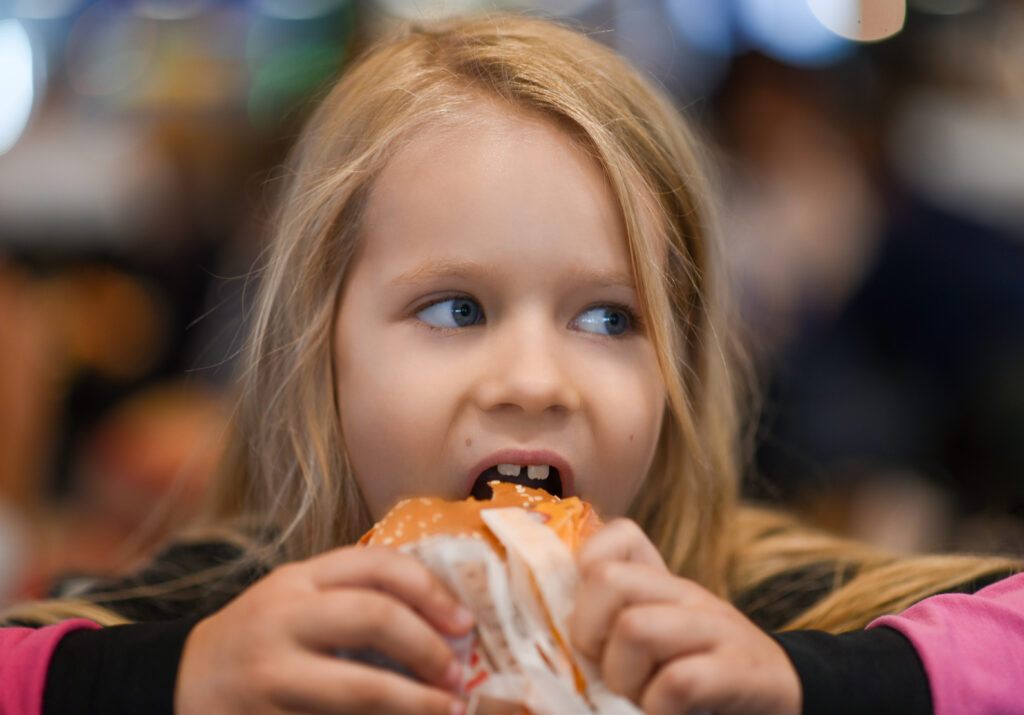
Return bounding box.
[401,507,641,715]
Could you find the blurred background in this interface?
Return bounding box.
[0,0,1022,605]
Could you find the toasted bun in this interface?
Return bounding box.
[359,481,601,552]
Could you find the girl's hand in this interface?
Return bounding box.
[175,545,473,714]
[569,519,800,715]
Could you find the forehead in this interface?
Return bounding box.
[357,100,631,275]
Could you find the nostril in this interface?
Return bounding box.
[473,369,582,416]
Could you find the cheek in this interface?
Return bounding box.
[605,349,665,448]
[334,332,459,513]
[587,350,666,514]
[613,380,665,483]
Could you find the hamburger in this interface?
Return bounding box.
[358,481,640,715]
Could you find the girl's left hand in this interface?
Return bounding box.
[568,519,801,715]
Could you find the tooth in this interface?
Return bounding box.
[527,465,549,480]
[497,464,522,477]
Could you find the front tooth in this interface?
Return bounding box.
[527,465,549,480]
[497,464,522,477]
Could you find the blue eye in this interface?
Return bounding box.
[574,306,632,336]
[416,297,483,328]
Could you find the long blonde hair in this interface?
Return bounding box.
[6,12,1016,630]
[210,12,740,594]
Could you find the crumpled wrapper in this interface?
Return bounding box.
[401,507,641,715]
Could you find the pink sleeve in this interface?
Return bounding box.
[0,619,100,715]
[868,572,1024,715]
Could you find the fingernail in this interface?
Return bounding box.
[449,699,466,715]
[443,660,462,690]
[451,605,475,630]
[446,631,475,664]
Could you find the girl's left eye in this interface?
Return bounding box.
[572,306,634,336]
[416,297,484,328]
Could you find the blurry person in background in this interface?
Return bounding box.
[0,1,313,600]
[0,257,226,597]
[716,3,1024,555]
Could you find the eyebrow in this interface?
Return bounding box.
[389,258,636,290]
[389,259,498,286]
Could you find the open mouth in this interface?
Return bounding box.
[471,464,563,500]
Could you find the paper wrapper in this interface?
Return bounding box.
[399,506,640,715]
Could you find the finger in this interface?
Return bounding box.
[268,653,465,715]
[569,561,707,659]
[640,656,721,715]
[289,588,462,690]
[601,603,716,703]
[306,546,474,635]
[576,518,667,577]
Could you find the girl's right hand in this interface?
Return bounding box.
[174,545,473,714]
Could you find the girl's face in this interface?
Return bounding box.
[333,101,666,520]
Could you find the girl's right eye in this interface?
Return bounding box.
[415,297,484,328]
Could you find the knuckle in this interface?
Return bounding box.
[360,544,395,561]
[345,680,389,711]
[368,548,447,604]
[609,517,643,539]
[657,660,697,702]
[247,654,285,698]
[591,560,623,589]
[263,561,305,594]
[353,590,397,630]
[404,559,437,595]
[269,560,300,580]
[614,607,650,646]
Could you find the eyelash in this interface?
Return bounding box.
[413,294,644,337]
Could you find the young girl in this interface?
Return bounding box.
[2,12,1022,715]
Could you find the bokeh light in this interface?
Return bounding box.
[0,20,34,157]
[256,0,350,20]
[373,0,488,21]
[808,0,906,42]
[66,4,157,98]
[246,7,354,130]
[505,0,603,15]
[736,0,853,66]
[665,0,736,56]
[132,0,213,21]
[9,0,86,19]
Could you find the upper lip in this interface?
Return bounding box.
[465,449,576,498]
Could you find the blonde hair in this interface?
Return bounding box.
[5,12,1016,629]
[207,12,740,594]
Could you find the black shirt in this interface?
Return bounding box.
[35,540,1005,714]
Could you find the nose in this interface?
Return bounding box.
[472,316,582,417]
